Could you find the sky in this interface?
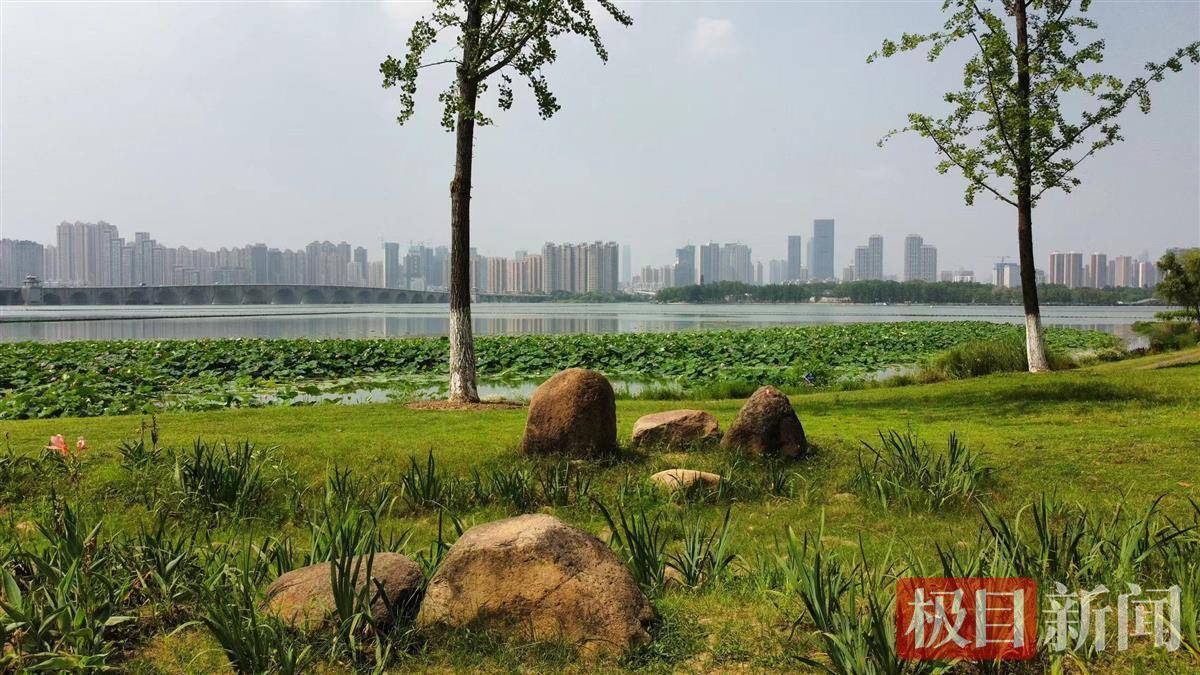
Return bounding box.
[2,0,1198,279]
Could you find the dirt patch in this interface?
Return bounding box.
[406,400,524,411]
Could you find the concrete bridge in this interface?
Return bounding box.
[0,280,545,306]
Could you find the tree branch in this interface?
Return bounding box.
[419,59,461,70]
[1033,145,1099,199]
[475,20,545,81]
[969,28,1021,165]
[1043,58,1176,163]
[970,0,1017,57]
[915,118,1018,206]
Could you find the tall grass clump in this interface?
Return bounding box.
[666,509,736,588]
[920,495,1200,658]
[852,430,992,510]
[0,505,137,671]
[762,524,938,675]
[200,571,312,674]
[173,439,273,517]
[923,335,1074,380]
[397,449,462,511]
[594,499,667,591]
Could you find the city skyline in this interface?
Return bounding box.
[1,3,1196,281]
[1,218,1183,293]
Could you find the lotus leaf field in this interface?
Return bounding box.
[0,321,1121,419]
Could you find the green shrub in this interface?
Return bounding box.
[923,335,1075,380]
[1133,320,1200,353]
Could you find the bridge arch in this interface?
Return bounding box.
[41,292,62,305]
[332,288,353,304]
[153,288,180,305]
[301,288,327,304]
[272,288,298,305]
[422,292,441,303]
[213,287,238,305]
[242,287,266,304]
[126,289,149,305]
[355,289,373,303]
[185,287,209,305]
[66,291,90,305]
[97,290,119,305]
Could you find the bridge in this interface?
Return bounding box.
[0,279,545,306]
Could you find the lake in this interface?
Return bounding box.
[0,303,1160,343]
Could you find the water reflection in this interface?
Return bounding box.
[0,303,1162,342]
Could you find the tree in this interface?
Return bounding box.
[870,0,1199,372]
[381,0,632,402]
[1157,248,1200,324]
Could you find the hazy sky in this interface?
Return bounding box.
[2,1,1198,278]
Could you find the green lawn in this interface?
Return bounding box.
[2,349,1199,672]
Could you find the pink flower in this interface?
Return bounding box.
[46,434,68,455]
[76,437,88,453]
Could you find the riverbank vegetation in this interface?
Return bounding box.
[0,322,1121,419]
[0,350,1197,671]
[654,279,1159,305]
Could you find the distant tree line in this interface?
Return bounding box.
[653,280,1158,306]
[546,290,652,303]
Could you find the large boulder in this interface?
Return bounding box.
[631,410,720,449]
[649,469,723,494]
[720,386,808,458]
[416,513,653,658]
[520,368,617,458]
[264,552,423,629]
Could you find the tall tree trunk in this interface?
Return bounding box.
[448,1,483,402]
[1013,0,1050,372]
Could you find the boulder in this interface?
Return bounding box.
[630,410,720,449]
[417,513,653,658]
[648,469,723,494]
[520,368,617,458]
[264,552,423,629]
[720,386,808,458]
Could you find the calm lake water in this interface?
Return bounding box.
[0,303,1160,343]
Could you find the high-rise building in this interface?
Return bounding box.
[903,235,924,282]
[674,245,696,287]
[536,241,618,294]
[811,219,835,281]
[720,243,753,284]
[1048,251,1084,288]
[786,235,803,281]
[620,244,631,287]
[383,242,401,289]
[919,244,937,283]
[1088,253,1107,288]
[852,246,868,282]
[867,235,884,280]
[699,242,721,285]
[768,259,787,285]
[851,235,884,280]
[0,239,45,286]
[992,261,1020,288]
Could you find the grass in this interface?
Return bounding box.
[1,348,1198,671]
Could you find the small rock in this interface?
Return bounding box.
[264,552,422,629]
[520,369,618,458]
[720,386,809,458]
[417,513,652,658]
[829,492,857,504]
[631,410,720,450]
[649,469,723,493]
[663,564,687,588]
